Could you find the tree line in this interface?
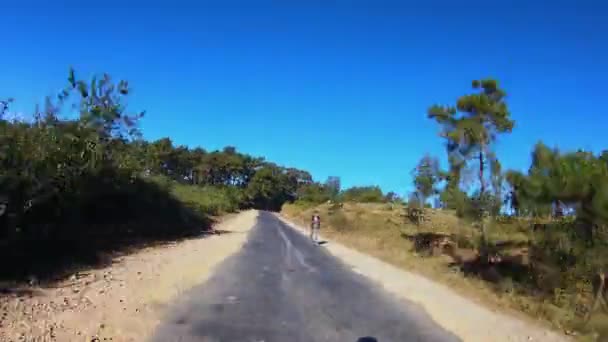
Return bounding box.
[0,68,403,249]
[0,69,361,280]
[410,78,607,243]
[409,79,608,326]
[2,69,360,239]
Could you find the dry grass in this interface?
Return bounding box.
[282,202,608,341]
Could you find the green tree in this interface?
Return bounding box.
[507,142,608,243]
[428,79,515,243]
[428,79,514,197]
[146,138,175,176]
[285,168,313,188]
[341,186,385,203]
[62,68,144,140]
[296,183,332,204]
[439,154,468,212]
[412,154,442,205]
[246,165,293,211]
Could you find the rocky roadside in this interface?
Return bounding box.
[0,210,257,342]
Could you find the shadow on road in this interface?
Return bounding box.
[357,337,378,342]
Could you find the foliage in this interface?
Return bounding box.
[410,154,443,220]
[0,69,315,281]
[428,79,515,243]
[506,143,608,243]
[340,186,386,203]
[5,67,608,337]
[428,79,514,194]
[296,182,333,204]
[412,154,442,204]
[416,77,608,337]
[246,165,296,211]
[169,180,246,216]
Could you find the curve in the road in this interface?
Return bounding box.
[150,211,461,342]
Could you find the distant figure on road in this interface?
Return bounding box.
[310,212,321,244]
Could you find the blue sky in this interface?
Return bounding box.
[2,1,607,195]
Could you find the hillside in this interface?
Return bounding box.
[282,202,607,341]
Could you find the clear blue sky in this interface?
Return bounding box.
[3,1,607,195]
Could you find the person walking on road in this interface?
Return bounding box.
[310,212,321,244]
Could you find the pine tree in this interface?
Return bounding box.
[428,79,515,244]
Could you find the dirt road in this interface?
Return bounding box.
[2,210,567,341]
[0,211,258,342]
[276,215,568,342]
[150,211,460,342]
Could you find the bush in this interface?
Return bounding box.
[0,69,308,282]
[340,186,386,203]
[170,181,245,216]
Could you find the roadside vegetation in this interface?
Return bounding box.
[4,69,606,339]
[283,79,608,340]
[0,69,319,284]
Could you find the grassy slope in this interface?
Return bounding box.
[282,202,607,341]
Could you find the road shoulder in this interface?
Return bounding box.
[276,214,569,342]
[0,210,258,342]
